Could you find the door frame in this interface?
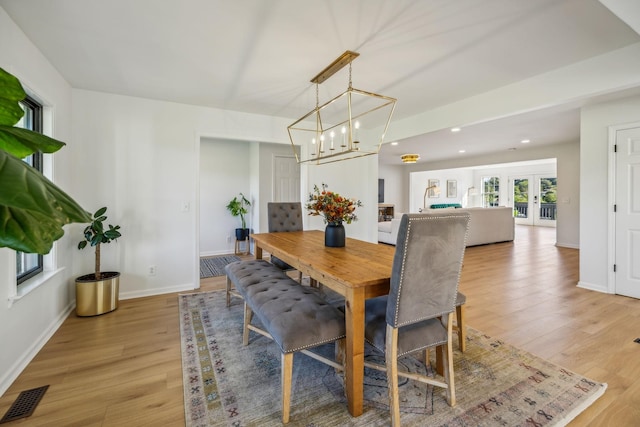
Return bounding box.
[608,121,640,295]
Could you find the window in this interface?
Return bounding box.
[16,96,44,284]
[482,176,500,207]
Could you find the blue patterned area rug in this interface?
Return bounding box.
[200,255,241,278]
[179,290,606,426]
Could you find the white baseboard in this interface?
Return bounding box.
[577,281,611,294]
[0,302,74,396]
[199,250,236,257]
[120,283,198,300]
[556,242,579,249]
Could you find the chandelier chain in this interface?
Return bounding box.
[348,63,353,89]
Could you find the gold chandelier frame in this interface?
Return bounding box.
[287,51,397,165]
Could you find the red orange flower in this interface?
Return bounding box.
[306,183,362,224]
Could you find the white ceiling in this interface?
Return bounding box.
[2,0,640,165]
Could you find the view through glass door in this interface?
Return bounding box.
[511,175,557,227]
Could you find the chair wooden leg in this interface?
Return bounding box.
[456,304,466,352]
[335,338,346,372]
[226,277,232,307]
[242,303,253,346]
[385,325,401,427]
[281,352,293,424]
[443,312,456,406]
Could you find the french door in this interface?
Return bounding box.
[511,175,557,227]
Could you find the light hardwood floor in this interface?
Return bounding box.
[1,226,639,425]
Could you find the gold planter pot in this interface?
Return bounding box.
[75,272,120,316]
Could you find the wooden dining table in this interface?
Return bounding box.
[251,230,396,417]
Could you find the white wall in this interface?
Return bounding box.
[579,94,640,292]
[199,138,252,256]
[70,89,298,299]
[378,163,407,214]
[0,7,81,395]
[305,155,379,243]
[554,142,581,248]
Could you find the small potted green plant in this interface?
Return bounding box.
[75,206,122,316]
[226,193,251,240]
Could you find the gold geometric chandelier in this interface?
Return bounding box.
[287,51,397,164]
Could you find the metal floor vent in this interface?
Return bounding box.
[0,385,49,424]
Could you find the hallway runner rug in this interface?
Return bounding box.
[199,255,241,278]
[179,290,606,426]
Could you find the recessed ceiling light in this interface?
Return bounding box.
[521,139,530,144]
[451,127,461,132]
[390,141,398,146]
[458,149,466,153]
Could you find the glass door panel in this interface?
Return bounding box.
[536,177,557,226]
[513,178,531,225]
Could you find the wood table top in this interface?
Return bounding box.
[251,230,396,290]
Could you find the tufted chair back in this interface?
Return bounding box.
[268,202,303,233]
[386,212,470,328]
[363,211,470,425]
[266,203,304,281]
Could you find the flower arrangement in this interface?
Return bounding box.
[306,183,362,224]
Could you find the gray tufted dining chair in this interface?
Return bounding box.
[267,202,304,282]
[363,212,470,426]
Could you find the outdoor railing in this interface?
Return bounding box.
[514,202,556,220]
[540,203,557,220]
[514,202,528,218]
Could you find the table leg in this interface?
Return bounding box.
[254,245,263,260]
[344,288,365,417]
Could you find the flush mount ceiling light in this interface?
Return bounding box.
[287,51,397,165]
[401,153,420,163]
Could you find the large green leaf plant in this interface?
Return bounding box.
[0,67,91,254]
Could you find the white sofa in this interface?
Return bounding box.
[378,207,515,246]
[377,216,403,245]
